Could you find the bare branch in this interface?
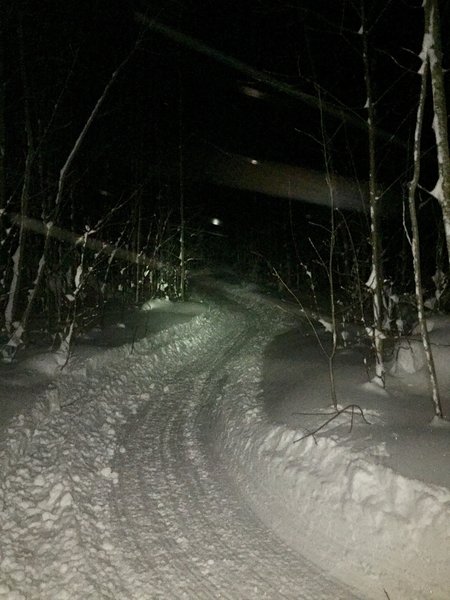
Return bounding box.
[293,404,371,443]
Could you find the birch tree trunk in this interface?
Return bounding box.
[424,0,450,263]
[408,41,444,420]
[361,4,385,387]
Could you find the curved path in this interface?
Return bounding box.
[0,283,362,599]
[107,293,360,599]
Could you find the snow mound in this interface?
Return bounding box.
[141,297,172,311]
[20,351,67,375]
[390,316,450,391]
[141,297,208,315]
[203,290,450,599]
[212,363,450,598]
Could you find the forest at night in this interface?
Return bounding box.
[1,0,449,356]
[1,3,450,597]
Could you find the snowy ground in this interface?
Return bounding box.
[1,276,449,599]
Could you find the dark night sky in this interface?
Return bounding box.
[5,0,444,187]
[3,0,449,282]
[136,0,444,196]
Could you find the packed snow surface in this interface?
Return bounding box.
[1,278,449,599]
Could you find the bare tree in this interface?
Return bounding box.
[423,0,450,264]
[178,73,187,301]
[408,28,444,420]
[0,19,5,217]
[4,23,34,335]
[4,48,135,357]
[360,2,385,387]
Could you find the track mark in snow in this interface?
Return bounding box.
[0,293,360,599]
[110,315,359,599]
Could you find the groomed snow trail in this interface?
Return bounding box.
[110,312,349,599]
[0,285,359,599]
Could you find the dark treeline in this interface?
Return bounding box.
[0,0,449,360]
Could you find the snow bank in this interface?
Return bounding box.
[209,353,450,598]
[141,297,208,315]
[390,315,450,382]
[205,286,450,600]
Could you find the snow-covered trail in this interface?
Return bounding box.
[110,308,352,599]
[0,285,359,599]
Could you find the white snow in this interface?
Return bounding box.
[141,297,173,311]
[1,277,449,599]
[430,173,444,202]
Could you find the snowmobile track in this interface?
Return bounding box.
[110,308,360,599]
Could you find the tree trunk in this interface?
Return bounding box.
[0,20,5,216]
[424,0,450,263]
[178,74,186,301]
[135,197,142,304]
[361,4,385,387]
[5,22,34,333]
[408,43,444,419]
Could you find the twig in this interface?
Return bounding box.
[293,403,371,443]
